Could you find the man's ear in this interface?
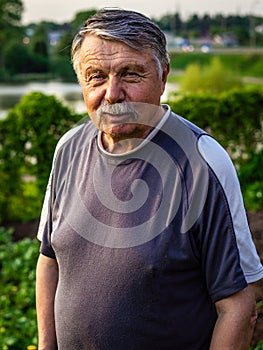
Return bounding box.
[161,63,170,94]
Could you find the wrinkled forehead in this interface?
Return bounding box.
[78,35,155,65]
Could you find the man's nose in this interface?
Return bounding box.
[105,77,125,104]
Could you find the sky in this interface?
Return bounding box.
[22,0,263,24]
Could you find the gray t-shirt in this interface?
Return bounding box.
[39,108,263,349]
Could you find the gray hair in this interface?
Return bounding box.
[71,8,170,79]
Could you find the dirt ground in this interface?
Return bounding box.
[6,210,263,346]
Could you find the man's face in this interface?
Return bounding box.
[78,35,169,142]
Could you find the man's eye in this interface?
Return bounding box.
[125,72,139,77]
[89,73,105,81]
[122,72,141,82]
[84,73,106,86]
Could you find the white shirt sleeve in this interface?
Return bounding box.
[198,134,263,283]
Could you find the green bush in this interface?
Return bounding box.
[0,92,84,223]
[169,87,263,210]
[0,227,39,349]
[238,150,263,211]
[169,87,263,161]
[180,57,243,94]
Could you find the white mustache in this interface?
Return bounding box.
[96,102,138,121]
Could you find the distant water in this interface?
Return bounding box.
[0,81,178,120]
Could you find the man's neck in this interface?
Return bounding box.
[101,126,155,154]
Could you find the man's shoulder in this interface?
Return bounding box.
[55,120,96,154]
[161,110,208,159]
[168,110,207,138]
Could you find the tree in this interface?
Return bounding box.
[54,31,73,57]
[50,30,76,81]
[70,9,97,32]
[3,39,32,74]
[0,0,23,27]
[0,0,23,70]
[29,22,49,72]
[200,14,211,37]
[171,13,183,34]
[30,23,48,56]
[185,14,200,37]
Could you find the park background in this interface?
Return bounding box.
[1,0,263,349]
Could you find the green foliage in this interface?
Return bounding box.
[212,54,263,78]
[54,31,73,58]
[170,87,263,158]
[169,52,212,71]
[251,341,263,350]
[169,53,263,79]
[244,56,263,77]
[0,227,39,349]
[0,0,23,26]
[180,57,243,94]
[70,9,97,32]
[29,23,48,57]
[27,23,49,74]
[169,87,263,210]
[3,40,32,75]
[2,39,50,77]
[0,0,23,70]
[49,56,76,81]
[179,63,202,92]
[156,12,262,47]
[238,150,263,211]
[0,92,83,222]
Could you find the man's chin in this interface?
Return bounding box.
[102,123,138,138]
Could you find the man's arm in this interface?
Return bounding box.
[36,253,58,350]
[210,284,257,350]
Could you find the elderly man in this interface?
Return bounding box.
[36,8,263,350]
